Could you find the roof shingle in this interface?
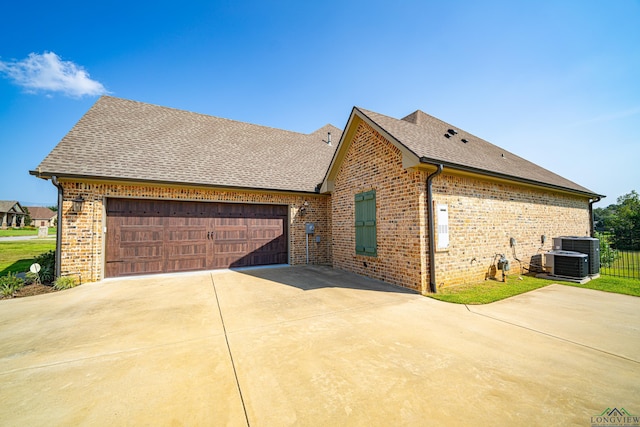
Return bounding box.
[34,97,341,193]
[25,206,56,219]
[356,108,599,196]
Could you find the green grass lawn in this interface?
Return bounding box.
[0,240,56,275]
[429,274,639,304]
[561,275,640,297]
[0,227,56,237]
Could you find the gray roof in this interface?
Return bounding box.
[0,201,23,214]
[355,108,599,196]
[33,96,341,193]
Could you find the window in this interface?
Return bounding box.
[355,190,377,256]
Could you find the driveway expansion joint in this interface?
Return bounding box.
[467,308,640,364]
[210,273,251,427]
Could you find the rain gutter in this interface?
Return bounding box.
[426,164,444,293]
[51,176,63,279]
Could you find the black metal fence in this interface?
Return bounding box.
[597,232,640,280]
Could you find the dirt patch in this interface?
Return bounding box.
[1,283,58,300]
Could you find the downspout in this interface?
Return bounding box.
[589,196,602,237]
[426,164,444,293]
[51,176,63,279]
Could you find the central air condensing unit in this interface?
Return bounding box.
[552,236,600,275]
[543,250,589,278]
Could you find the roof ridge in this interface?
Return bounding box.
[99,96,335,137]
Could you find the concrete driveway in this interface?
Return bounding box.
[1,266,638,426]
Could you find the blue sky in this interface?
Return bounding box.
[1,0,638,207]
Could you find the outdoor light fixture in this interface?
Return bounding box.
[72,195,85,213]
[299,200,309,215]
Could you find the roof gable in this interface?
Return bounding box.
[322,107,600,197]
[33,97,341,193]
[0,201,24,214]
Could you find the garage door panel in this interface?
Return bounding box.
[165,257,208,273]
[213,242,248,254]
[247,252,287,266]
[249,238,286,252]
[215,203,245,217]
[107,199,168,217]
[106,199,288,277]
[120,229,163,243]
[114,261,164,276]
[120,243,163,258]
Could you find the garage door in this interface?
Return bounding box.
[105,199,288,278]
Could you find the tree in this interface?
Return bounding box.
[596,190,640,250]
[47,205,58,212]
[610,191,640,250]
[23,206,32,227]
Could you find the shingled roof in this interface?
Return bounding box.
[25,206,56,220]
[0,201,24,214]
[32,96,341,193]
[322,107,599,197]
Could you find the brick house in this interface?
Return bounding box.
[31,97,602,293]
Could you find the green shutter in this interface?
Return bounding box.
[355,190,377,256]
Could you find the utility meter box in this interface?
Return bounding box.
[305,223,315,234]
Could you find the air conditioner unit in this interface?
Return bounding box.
[553,236,600,275]
[543,250,589,278]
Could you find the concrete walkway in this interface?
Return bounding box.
[0,235,55,241]
[0,265,638,426]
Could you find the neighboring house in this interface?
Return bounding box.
[0,201,26,229]
[31,96,602,293]
[26,206,57,228]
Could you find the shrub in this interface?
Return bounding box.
[53,276,78,290]
[34,250,55,284]
[23,271,40,285]
[0,273,25,298]
[595,231,618,267]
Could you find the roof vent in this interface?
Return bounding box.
[447,129,457,135]
[444,134,451,139]
[501,153,505,158]
[461,138,468,143]
[327,132,332,146]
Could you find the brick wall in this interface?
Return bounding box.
[59,180,331,282]
[331,121,591,294]
[331,122,429,292]
[431,174,590,288]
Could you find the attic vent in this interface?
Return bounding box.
[447,129,457,135]
[444,134,451,139]
[461,138,468,143]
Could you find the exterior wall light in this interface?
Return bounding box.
[72,195,85,213]
[299,201,309,215]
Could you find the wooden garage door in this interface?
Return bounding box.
[105,199,288,278]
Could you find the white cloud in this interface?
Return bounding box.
[0,51,108,98]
